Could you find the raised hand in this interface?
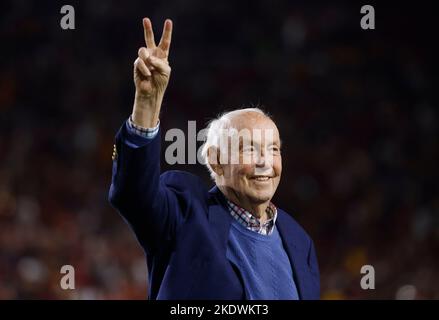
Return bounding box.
[132,18,173,128]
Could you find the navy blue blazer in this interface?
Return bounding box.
[108,123,320,300]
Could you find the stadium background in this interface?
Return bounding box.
[0,1,437,299]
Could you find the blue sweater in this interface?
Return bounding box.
[226,219,299,300]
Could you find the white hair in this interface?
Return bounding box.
[200,107,271,180]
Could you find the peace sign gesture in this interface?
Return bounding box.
[132,18,173,127]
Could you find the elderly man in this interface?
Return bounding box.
[108,18,320,300]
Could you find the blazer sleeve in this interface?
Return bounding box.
[108,121,183,255]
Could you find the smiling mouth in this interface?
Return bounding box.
[251,176,272,181]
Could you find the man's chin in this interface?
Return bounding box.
[247,191,273,204]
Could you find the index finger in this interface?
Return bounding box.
[158,19,173,55]
[143,17,156,48]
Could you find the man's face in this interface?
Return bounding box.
[217,112,282,205]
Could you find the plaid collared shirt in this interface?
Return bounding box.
[226,200,278,236]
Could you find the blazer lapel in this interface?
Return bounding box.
[276,210,310,300]
[207,186,233,253]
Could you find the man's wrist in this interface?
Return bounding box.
[132,93,163,128]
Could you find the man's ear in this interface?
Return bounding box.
[207,147,224,176]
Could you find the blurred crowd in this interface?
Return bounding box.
[0,1,437,299]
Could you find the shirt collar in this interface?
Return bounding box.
[226,199,278,235]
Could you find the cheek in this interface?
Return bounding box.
[222,164,235,181]
[236,164,254,179]
[274,157,282,176]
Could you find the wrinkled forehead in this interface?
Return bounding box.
[227,112,281,145]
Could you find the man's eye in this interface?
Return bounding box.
[269,146,280,153]
[242,147,255,153]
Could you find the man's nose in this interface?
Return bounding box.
[254,149,272,167]
[255,153,266,167]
